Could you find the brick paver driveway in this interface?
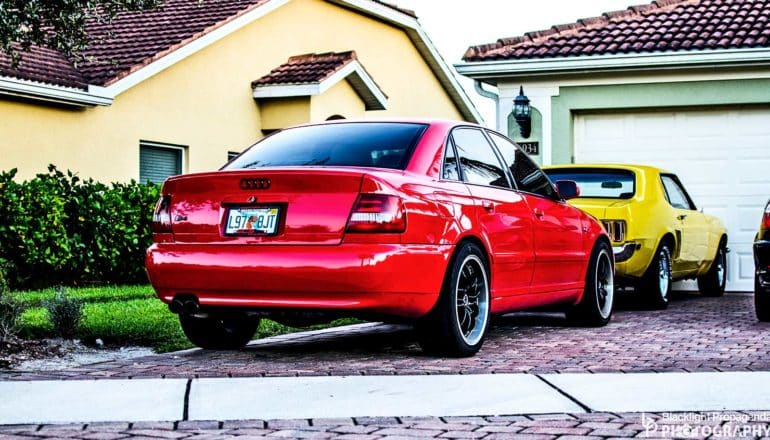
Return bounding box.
[2,291,767,381]
[3,411,770,439]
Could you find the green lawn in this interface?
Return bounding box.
[14,285,359,353]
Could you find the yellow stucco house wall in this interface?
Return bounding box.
[0,0,480,183]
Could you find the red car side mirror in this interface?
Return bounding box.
[556,180,580,200]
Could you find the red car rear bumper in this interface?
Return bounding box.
[146,243,453,319]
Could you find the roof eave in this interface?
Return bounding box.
[0,77,113,107]
[456,47,770,81]
[253,60,388,110]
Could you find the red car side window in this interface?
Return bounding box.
[451,128,510,189]
[442,141,461,181]
[487,131,557,200]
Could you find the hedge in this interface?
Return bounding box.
[0,165,160,289]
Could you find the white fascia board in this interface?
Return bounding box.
[105,0,290,97]
[0,77,113,106]
[318,61,388,110]
[253,61,388,110]
[351,64,388,110]
[455,47,770,79]
[252,84,320,98]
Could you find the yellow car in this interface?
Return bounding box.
[544,164,728,308]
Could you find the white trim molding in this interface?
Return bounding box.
[253,60,388,110]
[456,47,770,80]
[0,77,112,107]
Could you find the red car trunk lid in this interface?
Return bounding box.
[163,169,364,245]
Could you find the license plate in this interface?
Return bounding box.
[225,207,280,235]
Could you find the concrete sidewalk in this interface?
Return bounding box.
[2,371,770,425]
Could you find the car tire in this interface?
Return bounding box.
[640,242,672,310]
[416,242,490,357]
[756,277,770,322]
[698,243,727,297]
[566,240,614,327]
[179,312,260,350]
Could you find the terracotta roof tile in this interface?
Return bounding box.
[0,0,415,90]
[0,44,87,89]
[251,51,357,87]
[79,0,269,85]
[463,0,770,62]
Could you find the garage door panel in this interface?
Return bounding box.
[735,141,770,153]
[738,159,770,184]
[681,113,724,136]
[729,111,770,134]
[575,108,770,291]
[738,252,755,280]
[586,118,625,138]
[633,114,676,137]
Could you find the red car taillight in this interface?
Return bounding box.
[346,194,406,233]
[762,202,770,233]
[152,195,173,233]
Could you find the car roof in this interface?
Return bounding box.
[287,118,479,130]
[542,163,670,175]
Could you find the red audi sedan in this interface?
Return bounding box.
[146,120,613,356]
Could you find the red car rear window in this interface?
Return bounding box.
[225,122,428,170]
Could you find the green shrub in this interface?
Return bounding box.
[44,287,84,339]
[0,263,23,343]
[0,166,159,289]
[0,294,22,343]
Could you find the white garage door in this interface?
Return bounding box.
[574,108,770,291]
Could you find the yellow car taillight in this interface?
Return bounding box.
[601,220,626,242]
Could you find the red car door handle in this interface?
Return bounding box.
[481,200,494,211]
[534,209,545,219]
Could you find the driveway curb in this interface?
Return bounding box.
[3,371,770,425]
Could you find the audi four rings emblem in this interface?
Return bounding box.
[240,178,271,190]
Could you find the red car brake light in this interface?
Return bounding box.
[763,202,770,232]
[152,195,173,233]
[346,194,406,233]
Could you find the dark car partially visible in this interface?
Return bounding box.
[755,200,770,321]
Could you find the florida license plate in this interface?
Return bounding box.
[225,207,279,235]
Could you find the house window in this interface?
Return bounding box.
[139,141,185,184]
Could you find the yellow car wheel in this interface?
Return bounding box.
[698,244,727,297]
[640,243,672,310]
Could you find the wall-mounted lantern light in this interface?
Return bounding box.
[513,85,531,138]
